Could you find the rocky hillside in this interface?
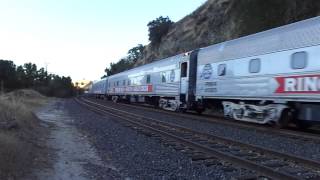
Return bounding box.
[136,0,320,65]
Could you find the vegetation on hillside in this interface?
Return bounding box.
[104,44,144,76]
[103,0,320,78]
[139,0,320,65]
[147,16,174,45]
[103,16,173,77]
[0,60,74,97]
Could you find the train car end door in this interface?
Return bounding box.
[180,61,189,102]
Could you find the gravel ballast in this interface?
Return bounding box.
[88,98,320,161]
[66,99,256,179]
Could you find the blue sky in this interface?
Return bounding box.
[0,0,206,81]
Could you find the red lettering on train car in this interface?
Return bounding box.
[275,75,320,93]
[147,85,153,92]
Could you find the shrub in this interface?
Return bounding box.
[147,16,174,45]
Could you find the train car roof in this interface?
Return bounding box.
[92,78,107,85]
[198,16,320,64]
[107,53,184,79]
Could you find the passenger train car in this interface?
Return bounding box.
[90,16,320,128]
[89,78,107,99]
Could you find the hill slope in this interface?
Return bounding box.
[136,0,320,65]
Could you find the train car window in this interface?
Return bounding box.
[249,58,261,73]
[218,64,226,76]
[161,72,166,83]
[181,62,187,77]
[123,80,125,86]
[116,81,119,86]
[127,79,131,86]
[146,75,151,84]
[113,82,116,87]
[291,51,307,69]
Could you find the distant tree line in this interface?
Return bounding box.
[0,60,75,97]
[103,16,174,77]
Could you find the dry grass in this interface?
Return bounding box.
[0,89,49,179]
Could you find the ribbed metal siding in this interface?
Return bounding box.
[155,82,179,95]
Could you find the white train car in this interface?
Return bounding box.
[90,16,320,127]
[90,78,108,99]
[106,54,190,111]
[195,16,320,127]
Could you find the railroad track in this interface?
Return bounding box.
[76,97,320,180]
[87,97,320,143]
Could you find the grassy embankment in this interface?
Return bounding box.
[0,89,49,179]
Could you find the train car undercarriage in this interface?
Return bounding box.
[102,94,318,129]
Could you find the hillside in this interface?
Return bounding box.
[136,0,320,66]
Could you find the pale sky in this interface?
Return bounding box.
[0,0,206,81]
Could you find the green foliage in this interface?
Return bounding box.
[127,44,144,63]
[0,59,75,97]
[147,16,174,45]
[104,44,145,76]
[103,16,173,77]
[23,63,37,88]
[0,60,18,89]
[105,58,133,76]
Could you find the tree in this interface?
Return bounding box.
[104,44,145,76]
[104,58,132,76]
[127,44,144,63]
[0,60,17,90]
[23,63,37,87]
[101,75,107,79]
[0,59,75,97]
[35,67,49,86]
[16,65,26,88]
[147,16,174,45]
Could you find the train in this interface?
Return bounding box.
[89,16,320,128]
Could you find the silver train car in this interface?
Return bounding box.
[90,16,320,127]
[89,78,107,99]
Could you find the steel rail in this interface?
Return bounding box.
[87,97,320,142]
[76,98,320,180]
[80,97,320,169]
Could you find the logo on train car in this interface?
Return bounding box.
[200,64,213,80]
[275,74,320,93]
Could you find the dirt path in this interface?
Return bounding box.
[32,99,229,179]
[34,100,116,180]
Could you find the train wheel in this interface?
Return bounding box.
[275,109,292,128]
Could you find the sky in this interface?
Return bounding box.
[0,0,206,81]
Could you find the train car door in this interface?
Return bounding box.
[180,61,189,102]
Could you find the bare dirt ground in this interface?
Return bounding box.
[35,100,118,180]
[34,99,230,180]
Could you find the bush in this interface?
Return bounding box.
[104,44,145,76]
[0,90,47,179]
[147,16,174,45]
